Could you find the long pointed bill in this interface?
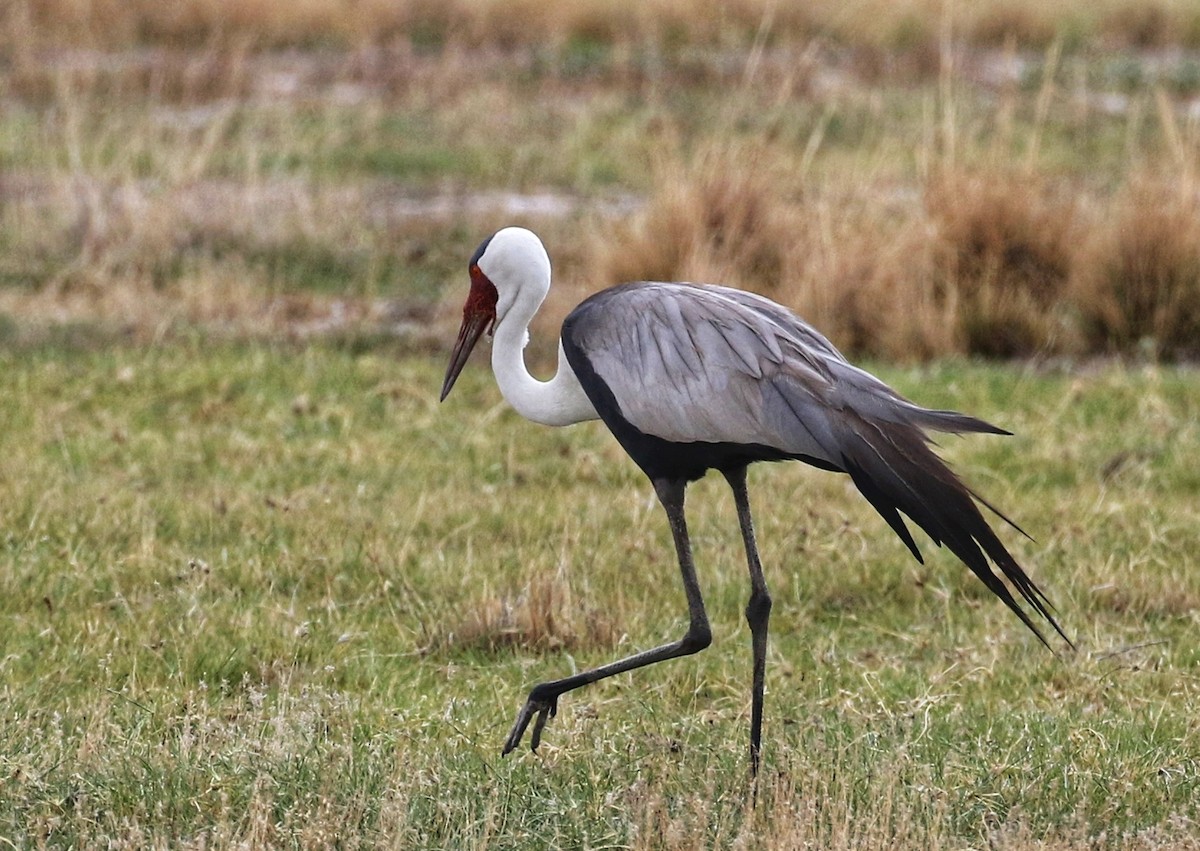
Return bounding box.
[440,309,491,401]
[441,265,499,402]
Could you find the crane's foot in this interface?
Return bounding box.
[501,685,560,755]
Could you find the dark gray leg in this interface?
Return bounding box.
[722,465,772,776]
[502,477,712,755]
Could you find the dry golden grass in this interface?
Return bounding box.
[587,142,799,299]
[8,123,1199,362]
[578,141,956,360]
[9,0,1200,53]
[925,168,1079,357]
[5,5,1200,360]
[1072,175,1200,359]
[427,571,619,654]
[0,172,431,342]
[582,136,1200,361]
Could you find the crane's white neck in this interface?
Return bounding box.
[487,270,597,428]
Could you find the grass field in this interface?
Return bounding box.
[3,1,1200,847]
[2,345,1198,848]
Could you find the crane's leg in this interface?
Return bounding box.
[722,465,771,777]
[502,477,712,756]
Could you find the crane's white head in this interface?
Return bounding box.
[440,227,551,402]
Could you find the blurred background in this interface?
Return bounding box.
[4,0,1200,362]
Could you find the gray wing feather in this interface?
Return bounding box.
[568,282,997,464]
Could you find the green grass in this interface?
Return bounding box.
[1,341,1198,847]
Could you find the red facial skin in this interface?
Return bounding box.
[440,265,499,401]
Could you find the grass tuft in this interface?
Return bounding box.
[428,572,619,655]
[926,167,1079,357]
[589,142,797,296]
[1071,175,1200,358]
